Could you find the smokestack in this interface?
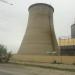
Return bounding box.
[18,3,58,55]
[71,24,75,38]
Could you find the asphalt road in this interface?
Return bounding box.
[0,63,75,75]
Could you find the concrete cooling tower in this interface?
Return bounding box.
[18,3,58,55]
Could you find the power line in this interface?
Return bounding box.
[0,0,13,5]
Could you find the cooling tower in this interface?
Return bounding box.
[18,3,58,55]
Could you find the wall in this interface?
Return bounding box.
[11,55,75,64]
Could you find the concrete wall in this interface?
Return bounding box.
[12,55,75,64]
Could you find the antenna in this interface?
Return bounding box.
[0,0,13,5]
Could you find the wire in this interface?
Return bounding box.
[0,0,13,5]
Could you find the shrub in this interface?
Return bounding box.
[0,44,12,63]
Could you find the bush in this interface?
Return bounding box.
[0,44,7,55]
[0,44,12,63]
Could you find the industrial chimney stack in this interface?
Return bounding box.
[71,23,75,38]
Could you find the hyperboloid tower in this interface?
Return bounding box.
[18,3,58,55]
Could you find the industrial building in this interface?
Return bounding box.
[58,23,75,56]
[58,38,75,56]
[18,3,75,57]
[12,3,75,65]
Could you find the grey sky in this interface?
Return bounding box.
[0,0,75,53]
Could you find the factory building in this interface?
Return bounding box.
[58,38,75,56]
[12,3,75,65]
[57,23,75,56]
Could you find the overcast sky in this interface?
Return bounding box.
[0,0,75,53]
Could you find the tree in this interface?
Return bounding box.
[0,44,12,63]
[0,44,7,56]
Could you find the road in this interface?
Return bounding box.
[0,63,75,75]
